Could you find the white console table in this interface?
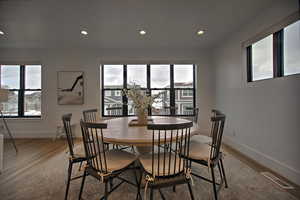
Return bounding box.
[0,134,3,173]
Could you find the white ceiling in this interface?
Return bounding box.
[0,0,277,49]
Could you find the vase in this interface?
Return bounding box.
[137,110,148,125]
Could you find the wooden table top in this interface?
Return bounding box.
[98,116,199,146]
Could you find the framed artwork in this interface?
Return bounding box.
[57,71,84,105]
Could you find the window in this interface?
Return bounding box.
[101,64,196,117]
[0,65,41,118]
[127,65,147,88]
[150,65,171,115]
[246,16,300,82]
[284,20,300,76]
[251,35,274,81]
[181,90,193,97]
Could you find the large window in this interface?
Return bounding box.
[0,65,41,118]
[101,64,196,117]
[246,18,300,82]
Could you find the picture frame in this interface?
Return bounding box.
[57,71,84,105]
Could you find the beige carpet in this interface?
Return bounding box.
[0,139,298,200]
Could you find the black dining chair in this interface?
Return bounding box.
[185,112,228,200]
[62,114,87,200]
[83,108,134,152]
[82,108,99,122]
[78,120,139,200]
[139,121,195,200]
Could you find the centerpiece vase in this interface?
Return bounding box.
[137,110,148,125]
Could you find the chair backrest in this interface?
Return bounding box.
[209,113,226,161]
[211,109,222,116]
[80,120,108,173]
[106,106,122,116]
[147,121,193,177]
[62,113,75,157]
[193,108,199,123]
[208,109,223,137]
[83,109,99,122]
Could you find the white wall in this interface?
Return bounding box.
[0,47,215,138]
[213,0,300,185]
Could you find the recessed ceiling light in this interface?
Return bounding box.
[197,30,205,35]
[0,30,4,35]
[139,30,146,35]
[81,30,88,35]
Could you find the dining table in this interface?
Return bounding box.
[98,116,200,153]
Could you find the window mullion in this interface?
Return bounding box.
[147,64,151,115]
[170,64,175,115]
[123,65,128,116]
[101,65,105,117]
[19,65,25,117]
[246,46,253,82]
[273,30,284,77]
[193,64,196,116]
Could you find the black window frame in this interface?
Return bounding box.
[0,64,42,118]
[246,18,300,82]
[101,64,196,117]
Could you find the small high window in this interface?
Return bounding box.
[283,20,300,76]
[246,14,300,82]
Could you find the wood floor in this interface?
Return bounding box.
[0,139,299,200]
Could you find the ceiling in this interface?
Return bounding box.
[0,0,276,49]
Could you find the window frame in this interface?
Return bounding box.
[0,64,42,118]
[101,64,196,117]
[246,12,300,82]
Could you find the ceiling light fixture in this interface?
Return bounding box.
[81,30,88,35]
[0,30,4,35]
[197,30,205,35]
[139,30,146,35]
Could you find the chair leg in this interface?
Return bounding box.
[78,170,87,200]
[109,179,113,191]
[217,162,223,182]
[210,166,218,200]
[104,182,108,200]
[220,159,228,188]
[133,166,141,200]
[158,189,166,200]
[65,161,73,200]
[172,186,176,192]
[187,181,195,200]
[150,188,154,200]
[78,161,83,171]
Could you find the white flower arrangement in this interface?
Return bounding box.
[123,83,162,114]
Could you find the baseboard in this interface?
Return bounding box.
[223,136,300,186]
[2,131,56,139]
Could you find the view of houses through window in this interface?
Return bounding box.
[0,65,41,117]
[102,64,195,117]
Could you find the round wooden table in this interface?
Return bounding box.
[99,116,199,149]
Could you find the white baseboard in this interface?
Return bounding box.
[223,136,300,186]
[2,131,55,139]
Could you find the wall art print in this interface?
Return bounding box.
[57,71,84,105]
